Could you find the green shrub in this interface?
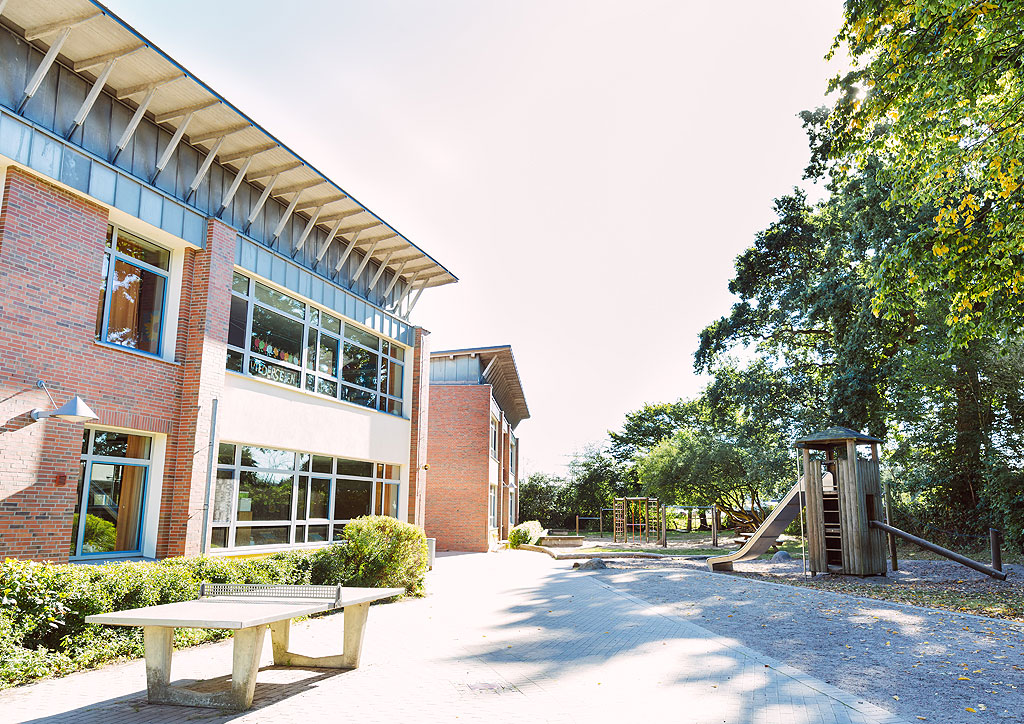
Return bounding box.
[0,523,420,690]
[336,516,427,595]
[508,520,546,548]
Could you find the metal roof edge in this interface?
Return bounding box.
[88,0,458,284]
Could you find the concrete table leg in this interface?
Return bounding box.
[143,626,174,701]
[266,603,371,669]
[229,624,268,709]
[142,624,268,710]
[341,602,370,668]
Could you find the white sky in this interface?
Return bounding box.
[103,0,846,476]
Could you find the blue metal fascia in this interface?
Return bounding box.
[233,233,414,346]
[0,107,208,247]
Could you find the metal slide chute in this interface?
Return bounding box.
[706,477,814,572]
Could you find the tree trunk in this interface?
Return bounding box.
[951,343,988,512]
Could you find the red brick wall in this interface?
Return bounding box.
[424,384,492,552]
[0,167,233,561]
[158,217,235,557]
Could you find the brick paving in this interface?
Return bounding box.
[1,551,914,724]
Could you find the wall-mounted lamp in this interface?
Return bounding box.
[30,380,98,423]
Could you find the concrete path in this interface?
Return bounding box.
[1,551,914,724]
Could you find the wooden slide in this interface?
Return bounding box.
[706,477,812,572]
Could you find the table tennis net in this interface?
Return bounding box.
[199,583,343,605]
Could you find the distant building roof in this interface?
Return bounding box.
[431,345,530,428]
[794,426,882,448]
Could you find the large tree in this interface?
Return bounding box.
[828,0,1024,344]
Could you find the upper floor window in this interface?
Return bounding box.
[490,416,499,459]
[509,435,517,477]
[95,226,169,355]
[226,271,405,416]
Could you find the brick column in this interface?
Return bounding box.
[158,218,235,557]
[407,326,430,528]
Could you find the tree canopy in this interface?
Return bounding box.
[828,0,1024,344]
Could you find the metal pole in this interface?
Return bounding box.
[870,520,1007,581]
[712,505,718,547]
[798,457,807,577]
[200,398,219,556]
[990,528,1003,572]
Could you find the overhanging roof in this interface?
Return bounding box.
[432,345,530,429]
[0,0,456,291]
[795,426,882,449]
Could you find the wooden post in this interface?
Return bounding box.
[687,508,692,532]
[576,515,579,537]
[599,509,603,538]
[991,528,1003,572]
[711,505,718,547]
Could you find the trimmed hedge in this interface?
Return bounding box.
[508,520,547,548]
[0,516,427,688]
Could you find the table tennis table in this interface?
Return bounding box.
[86,583,404,710]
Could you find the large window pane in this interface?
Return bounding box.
[210,528,228,548]
[322,312,341,335]
[343,342,378,389]
[342,384,376,409]
[237,471,293,521]
[94,254,108,339]
[228,296,248,348]
[116,229,170,270]
[319,334,340,377]
[254,282,304,319]
[91,431,151,459]
[213,470,234,523]
[345,323,379,350]
[232,271,249,294]
[239,446,294,470]
[307,524,329,542]
[375,482,399,518]
[296,476,308,519]
[309,477,330,518]
[338,459,373,477]
[251,306,303,366]
[70,462,85,554]
[218,443,236,465]
[250,357,301,387]
[334,479,371,520]
[82,463,146,553]
[234,525,290,547]
[106,258,165,353]
[386,360,403,397]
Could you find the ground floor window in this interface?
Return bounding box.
[211,443,401,549]
[71,429,152,557]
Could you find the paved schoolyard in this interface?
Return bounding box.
[2,551,922,724]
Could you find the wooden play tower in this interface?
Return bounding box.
[796,427,888,576]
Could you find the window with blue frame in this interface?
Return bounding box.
[70,429,152,557]
[226,271,406,416]
[95,226,170,355]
